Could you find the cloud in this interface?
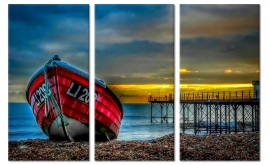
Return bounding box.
[8,4,89,102]
[225,70,232,73]
[180,31,259,84]
[95,4,174,44]
[180,4,259,38]
[180,71,259,84]
[95,5,174,91]
[95,40,174,84]
[180,5,259,85]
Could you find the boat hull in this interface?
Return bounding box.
[26,56,89,141]
[95,79,123,141]
[48,116,89,141]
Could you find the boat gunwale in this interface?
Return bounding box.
[26,60,89,103]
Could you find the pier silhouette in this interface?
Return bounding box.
[180,90,259,135]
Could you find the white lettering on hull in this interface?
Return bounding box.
[66,81,89,104]
[32,83,51,107]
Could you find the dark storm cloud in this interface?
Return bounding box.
[181,4,259,17]
[181,32,259,71]
[180,4,259,84]
[181,72,259,84]
[95,5,174,85]
[181,4,259,39]
[96,4,168,22]
[9,4,89,76]
[8,4,89,102]
[95,40,174,84]
[9,4,89,49]
[95,4,173,43]
[98,73,174,85]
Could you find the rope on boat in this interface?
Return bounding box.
[44,56,69,127]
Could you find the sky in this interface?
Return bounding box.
[8,4,89,102]
[180,4,260,93]
[95,5,174,103]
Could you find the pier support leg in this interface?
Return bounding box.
[151,103,153,123]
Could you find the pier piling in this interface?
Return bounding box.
[148,95,174,123]
[180,90,260,135]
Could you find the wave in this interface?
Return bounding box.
[123,115,149,118]
[122,122,174,128]
[9,117,33,120]
[9,131,45,136]
[8,124,38,128]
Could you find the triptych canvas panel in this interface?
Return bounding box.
[7,4,260,162]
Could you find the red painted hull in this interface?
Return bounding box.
[26,56,89,141]
[95,79,123,141]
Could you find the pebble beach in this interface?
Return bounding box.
[8,132,260,161]
[180,132,260,161]
[95,133,174,161]
[8,139,89,161]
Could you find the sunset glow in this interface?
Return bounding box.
[96,5,174,103]
[180,5,259,93]
[109,84,174,103]
[180,83,253,93]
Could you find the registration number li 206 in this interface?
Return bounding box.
[66,82,89,104]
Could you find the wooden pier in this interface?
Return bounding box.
[180,90,260,135]
[148,95,174,123]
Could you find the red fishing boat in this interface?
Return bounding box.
[95,78,123,142]
[26,55,89,141]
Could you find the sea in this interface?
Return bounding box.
[8,103,174,141]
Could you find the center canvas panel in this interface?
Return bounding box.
[94,4,175,161]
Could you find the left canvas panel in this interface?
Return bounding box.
[8,4,89,161]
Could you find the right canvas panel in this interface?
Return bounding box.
[180,4,260,161]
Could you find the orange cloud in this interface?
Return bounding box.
[180,69,189,73]
[225,69,232,73]
[180,68,199,74]
[181,15,259,38]
[180,68,198,74]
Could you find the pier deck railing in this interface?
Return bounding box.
[148,95,174,102]
[180,90,259,101]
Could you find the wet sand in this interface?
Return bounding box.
[180,132,260,161]
[95,133,174,161]
[8,139,89,161]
